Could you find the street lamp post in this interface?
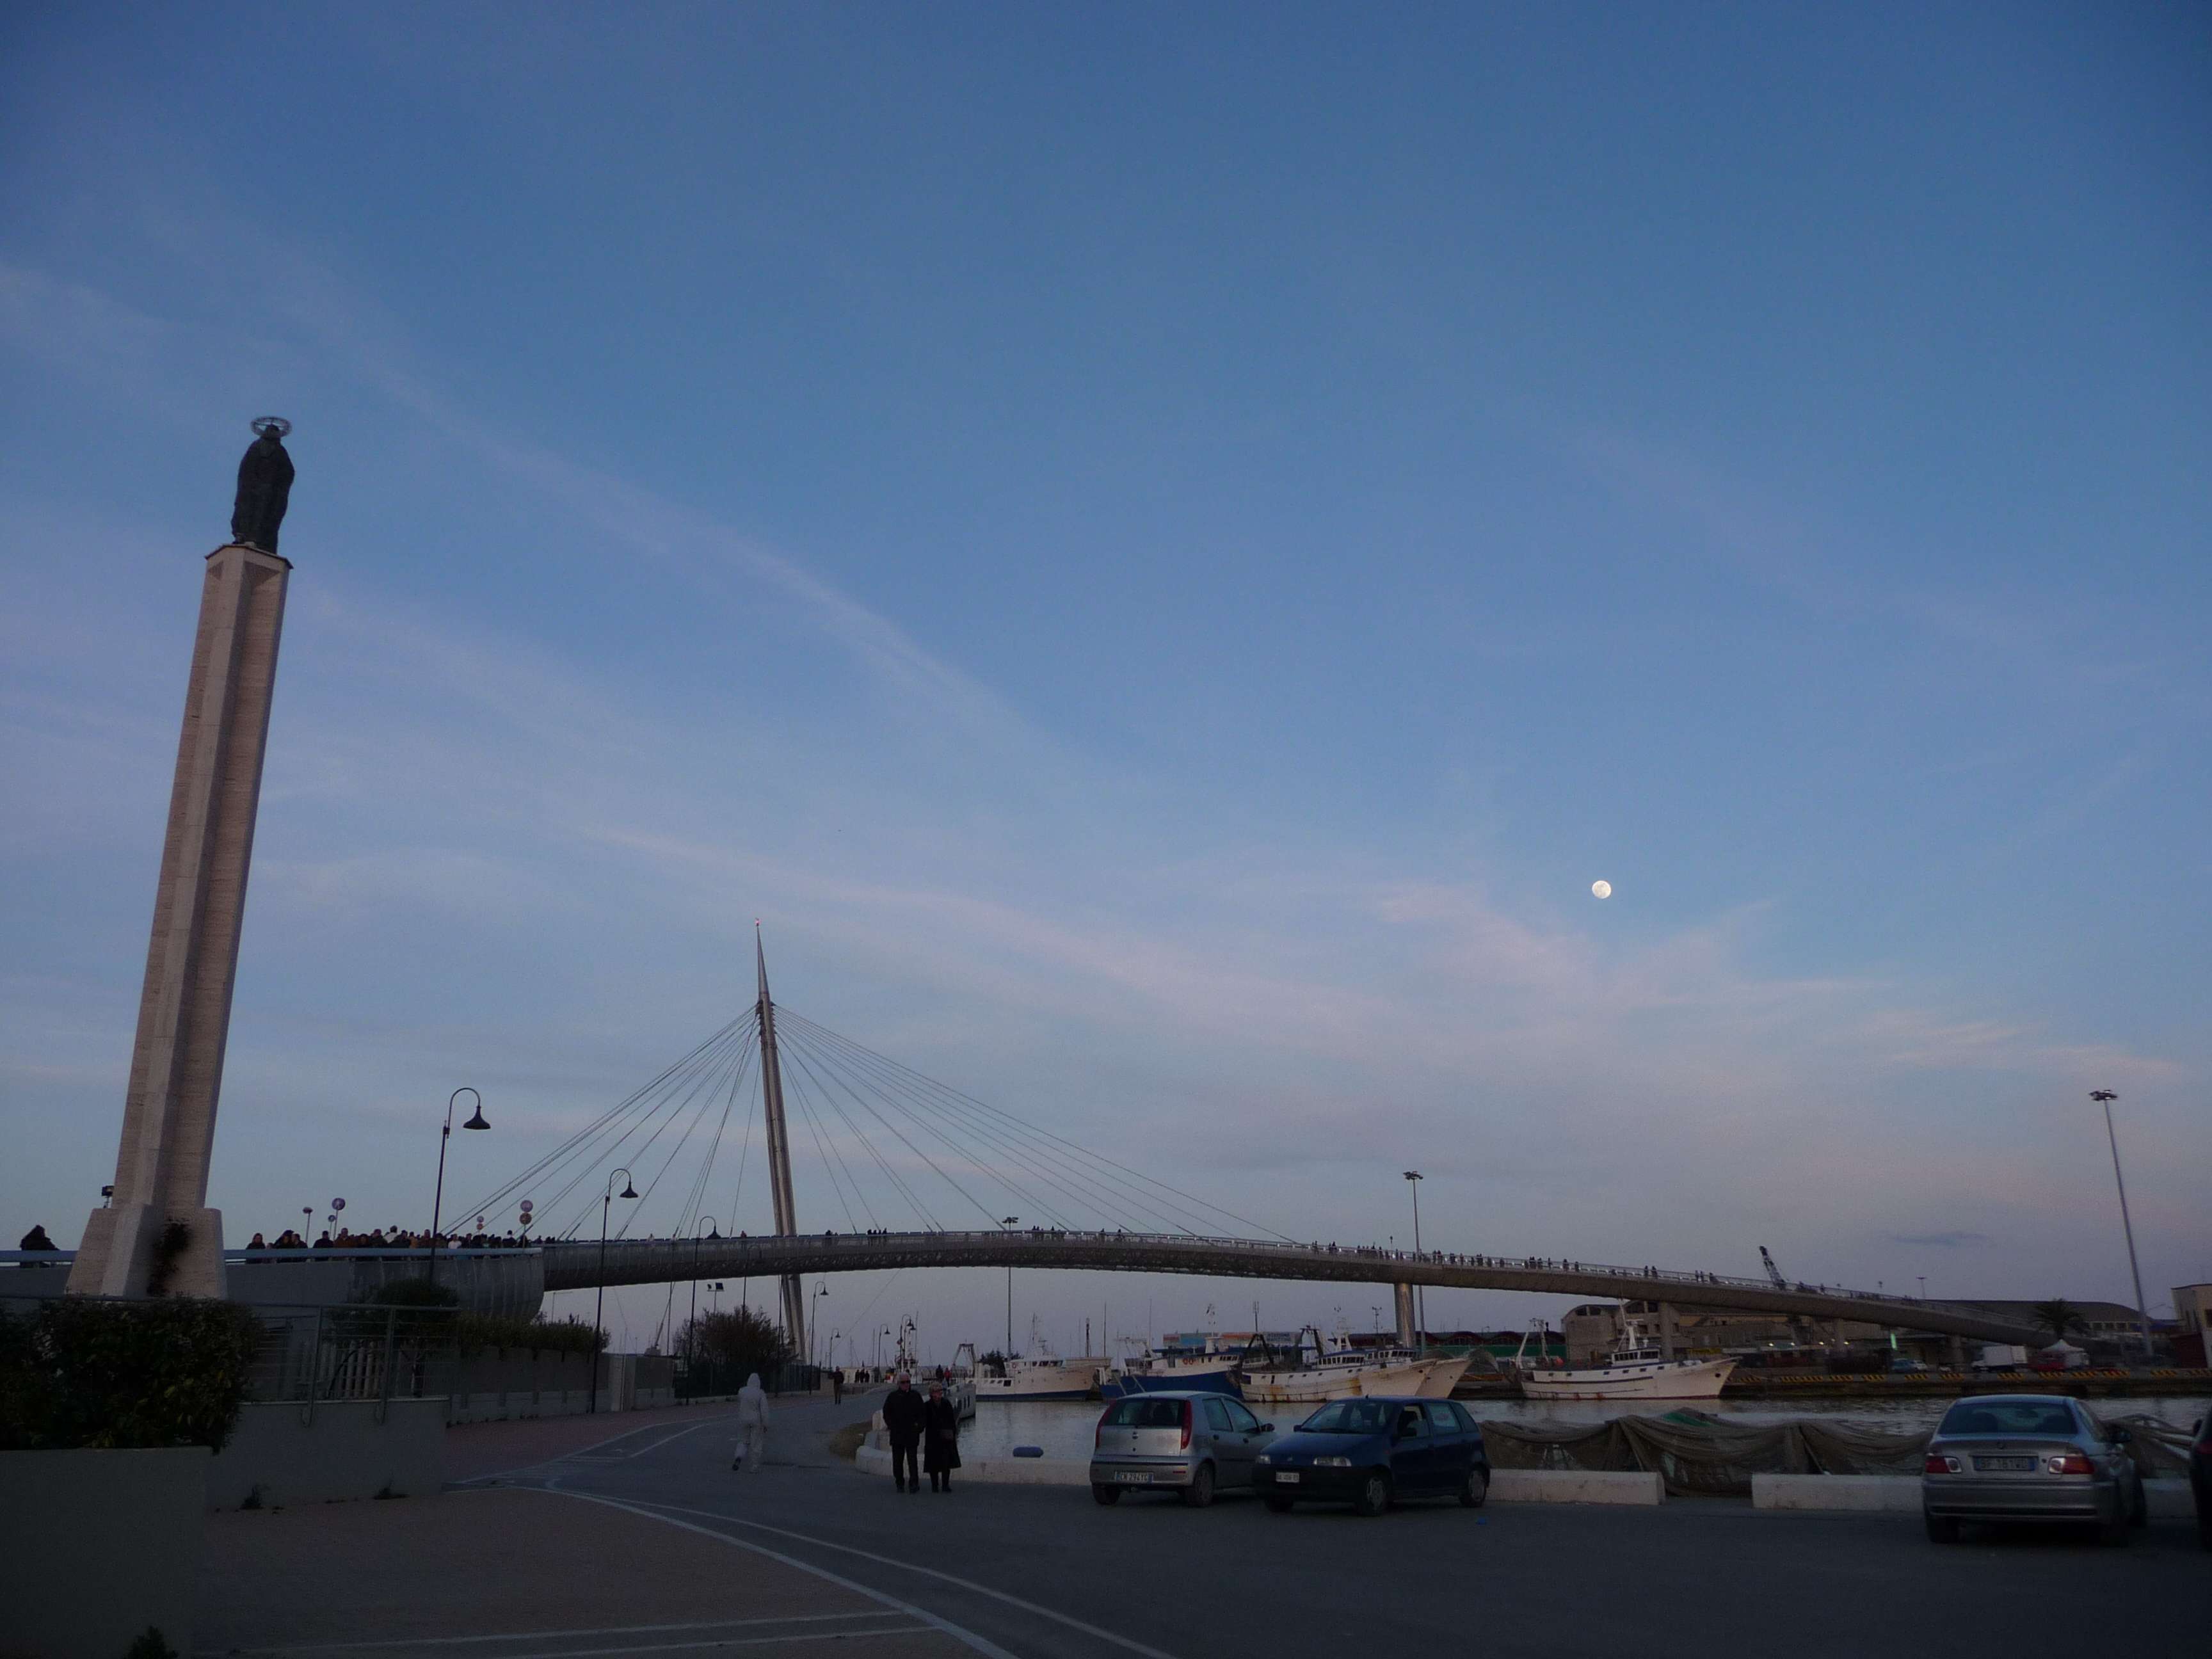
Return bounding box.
[425,1089,489,1292]
[813,1282,829,1375]
[588,1167,638,1414]
[687,1216,718,1388]
[1403,1171,1426,1350]
[1000,1217,1020,1355]
[2090,1091,2155,1356]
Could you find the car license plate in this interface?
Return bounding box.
[1973,1455,2036,1471]
[1276,1471,1299,1484]
[1115,1471,1150,1483]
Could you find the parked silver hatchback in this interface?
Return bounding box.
[1921,1394,2147,1545]
[1089,1391,1276,1507]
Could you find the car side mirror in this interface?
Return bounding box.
[2108,1427,2131,1445]
[1261,1423,1274,1433]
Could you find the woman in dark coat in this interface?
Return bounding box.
[922,1381,963,1492]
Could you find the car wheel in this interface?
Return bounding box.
[1265,1496,1295,1514]
[1923,1512,1959,1544]
[1182,1463,1215,1509]
[2198,1514,2211,1553]
[2097,1511,2131,1548]
[1354,1470,1391,1517]
[1091,1484,1121,1506]
[2128,1480,2147,1528]
[1459,1467,1489,1509]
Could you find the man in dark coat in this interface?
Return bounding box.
[881,1372,925,1493]
[232,419,295,554]
[922,1381,962,1493]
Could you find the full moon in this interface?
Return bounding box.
[1591,879,1612,899]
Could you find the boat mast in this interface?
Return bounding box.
[755,927,808,1355]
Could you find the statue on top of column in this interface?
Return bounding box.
[231,417,295,554]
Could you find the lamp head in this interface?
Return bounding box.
[463,1105,490,1130]
[620,1181,638,1199]
[1404,1170,1422,1182]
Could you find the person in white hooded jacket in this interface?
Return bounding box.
[733,1372,769,1473]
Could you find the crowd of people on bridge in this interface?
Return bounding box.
[242,1225,541,1252]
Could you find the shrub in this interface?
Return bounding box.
[0,1298,262,1452]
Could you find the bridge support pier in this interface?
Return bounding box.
[1393,1282,1416,1347]
[1658,1302,1678,1360]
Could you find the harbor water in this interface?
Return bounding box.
[959,1393,2210,1463]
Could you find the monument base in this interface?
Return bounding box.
[66,1205,227,1301]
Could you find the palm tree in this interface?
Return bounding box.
[2030,1299,2086,1344]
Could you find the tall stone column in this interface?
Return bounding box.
[68,543,291,1299]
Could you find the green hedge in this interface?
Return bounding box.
[0,1299,262,1452]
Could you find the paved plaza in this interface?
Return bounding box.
[192,1391,2209,1659]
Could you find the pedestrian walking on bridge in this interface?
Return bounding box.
[883,1371,925,1493]
[732,1372,769,1474]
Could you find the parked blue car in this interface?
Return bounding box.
[1253,1397,1489,1516]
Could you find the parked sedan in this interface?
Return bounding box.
[1921,1394,2146,1545]
[1253,1397,1489,1516]
[1089,1391,1277,1507]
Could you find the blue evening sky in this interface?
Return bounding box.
[3,4,2206,1352]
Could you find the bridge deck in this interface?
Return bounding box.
[540,1230,2047,1346]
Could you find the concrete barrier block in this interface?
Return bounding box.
[1753,1474,1921,1512]
[2145,1479,2192,1520]
[1490,1469,1664,1505]
[0,1446,208,1658]
[207,1397,446,1509]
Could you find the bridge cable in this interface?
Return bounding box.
[538,1021,749,1240]
[533,1024,753,1240]
[778,1020,1134,1230]
[777,1037,942,1230]
[453,1011,755,1228]
[788,1009,1299,1242]
[777,1021,1087,1230]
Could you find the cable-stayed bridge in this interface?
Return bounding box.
[445,936,2048,1349]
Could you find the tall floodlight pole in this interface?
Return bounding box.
[2090,1091,2154,1356]
[1404,1172,1427,1349]
[588,1167,637,1414]
[1001,1217,1020,1354]
[755,928,806,1350]
[425,1088,488,1292]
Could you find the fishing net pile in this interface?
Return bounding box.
[1477,1409,1929,1495]
[1477,1406,2197,1496]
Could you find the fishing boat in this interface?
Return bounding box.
[1100,1342,1244,1400]
[1237,1327,1470,1404]
[1515,1317,1737,1400]
[974,1354,1107,1401]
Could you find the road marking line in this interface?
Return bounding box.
[452,1413,737,1482]
[453,1627,931,1659]
[541,1487,1016,1659]
[593,1493,1183,1659]
[225,1612,909,1651]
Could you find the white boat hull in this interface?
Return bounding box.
[975,1358,1107,1402]
[1518,1356,1737,1401]
[1244,1355,1471,1404]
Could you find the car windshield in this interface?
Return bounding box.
[1939,1401,2078,1438]
[1101,1399,1185,1429]
[1298,1399,1393,1434]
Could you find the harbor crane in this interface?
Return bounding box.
[1760,1246,1821,1350]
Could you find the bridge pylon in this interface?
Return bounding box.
[755,929,807,1354]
